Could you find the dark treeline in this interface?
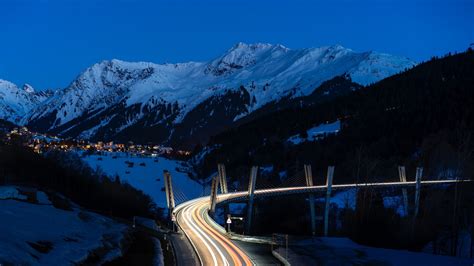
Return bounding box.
[203,49,474,256]
[0,141,158,220]
[195,49,474,188]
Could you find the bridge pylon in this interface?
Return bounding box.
[398,166,409,215]
[246,166,259,233]
[209,174,220,215]
[323,166,335,236]
[414,167,423,217]
[304,164,317,235]
[163,170,176,217]
[218,164,228,194]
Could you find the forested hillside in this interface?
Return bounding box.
[195,49,474,186]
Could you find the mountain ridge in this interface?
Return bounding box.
[0,43,416,145]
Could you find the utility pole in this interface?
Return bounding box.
[304,164,317,235]
[324,166,335,237]
[246,166,258,234]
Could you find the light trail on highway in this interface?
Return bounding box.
[174,179,470,266]
[175,197,253,266]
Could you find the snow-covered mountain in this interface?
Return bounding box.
[0,80,52,123]
[19,43,415,146]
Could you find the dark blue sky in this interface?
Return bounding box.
[1,0,472,90]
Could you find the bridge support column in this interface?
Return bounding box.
[398,166,409,215]
[324,166,335,237]
[304,164,316,235]
[246,166,258,234]
[163,170,176,217]
[414,167,423,217]
[209,174,220,215]
[218,164,228,194]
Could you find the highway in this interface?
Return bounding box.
[174,197,253,266]
[174,179,469,266]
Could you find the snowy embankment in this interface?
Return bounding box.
[83,152,203,208]
[152,238,165,266]
[287,120,340,145]
[0,186,127,265]
[277,237,474,266]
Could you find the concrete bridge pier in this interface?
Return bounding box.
[304,164,317,235]
[209,174,220,216]
[323,166,335,237]
[218,164,228,194]
[163,170,176,218]
[398,166,409,215]
[414,167,423,217]
[246,166,259,234]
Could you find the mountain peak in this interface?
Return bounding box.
[0,79,17,90]
[22,84,35,93]
[206,42,290,76]
[229,42,289,53]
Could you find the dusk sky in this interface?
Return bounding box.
[1,0,472,90]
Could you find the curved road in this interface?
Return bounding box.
[175,196,253,266]
[174,179,469,266]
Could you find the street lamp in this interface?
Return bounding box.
[226,214,244,233]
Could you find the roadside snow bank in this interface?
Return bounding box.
[0,186,27,200]
[0,194,127,265]
[284,237,474,265]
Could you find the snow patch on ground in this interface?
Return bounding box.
[152,238,164,266]
[287,120,340,144]
[281,237,474,266]
[83,152,204,208]
[314,188,408,216]
[36,191,52,204]
[0,186,27,200]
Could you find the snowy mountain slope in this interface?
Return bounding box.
[23,43,416,145]
[0,80,51,123]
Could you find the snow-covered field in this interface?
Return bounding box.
[287,120,340,144]
[279,237,474,266]
[0,186,127,265]
[83,152,204,208]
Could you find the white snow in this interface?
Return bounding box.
[0,189,127,265]
[315,188,407,216]
[0,186,27,200]
[383,195,407,216]
[83,152,204,208]
[287,120,341,144]
[152,238,165,266]
[0,80,48,123]
[36,191,52,205]
[331,188,357,210]
[20,43,415,136]
[287,237,474,265]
